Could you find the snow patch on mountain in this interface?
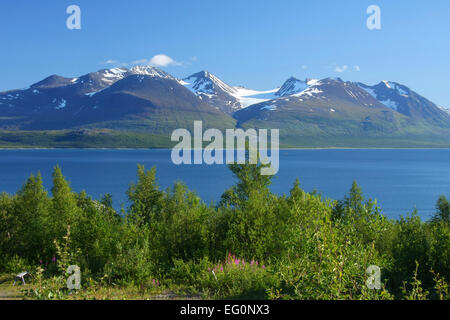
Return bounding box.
[276,77,308,97]
[183,71,237,96]
[306,79,322,86]
[275,77,324,100]
[379,99,398,111]
[182,71,279,110]
[260,104,278,111]
[55,99,67,110]
[231,87,279,109]
[293,87,323,98]
[387,82,409,96]
[129,66,174,79]
[100,68,127,83]
[72,66,173,88]
[357,82,406,111]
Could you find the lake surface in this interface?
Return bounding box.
[0,149,449,220]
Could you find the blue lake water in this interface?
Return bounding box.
[0,149,449,220]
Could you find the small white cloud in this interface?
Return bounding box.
[100,55,182,68]
[354,65,361,72]
[149,54,181,67]
[101,59,119,65]
[100,59,129,67]
[301,65,308,70]
[131,58,149,65]
[335,65,348,73]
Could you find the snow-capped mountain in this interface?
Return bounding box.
[234,77,385,122]
[275,77,308,97]
[357,81,412,111]
[247,77,381,113]
[181,71,278,114]
[356,81,449,124]
[0,66,177,115]
[234,76,450,141]
[182,71,236,96]
[181,71,241,113]
[77,66,175,96]
[232,76,449,127]
[0,66,449,138]
[0,66,234,131]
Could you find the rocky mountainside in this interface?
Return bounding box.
[1,66,449,147]
[0,67,235,133]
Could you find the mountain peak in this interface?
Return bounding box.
[184,70,236,96]
[276,77,307,97]
[381,80,392,88]
[129,66,173,79]
[324,77,343,82]
[375,81,410,97]
[188,70,209,78]
[31,74,76,89]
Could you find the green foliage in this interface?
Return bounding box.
[0,162,448,300]
[14,173,51,260]
[127,165,164,226]
[103,236,154,285]
[276,188,389,300]
[220,160,291,260]
[0,255,32,274]
[50,166,79,240]
[202,255,278,299]
[433,195,450,223]
[168,255,277,299]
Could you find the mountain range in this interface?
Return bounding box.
[1,66,450,148]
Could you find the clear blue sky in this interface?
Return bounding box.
[1,0,449,107]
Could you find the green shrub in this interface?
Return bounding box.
[1,160,448,300]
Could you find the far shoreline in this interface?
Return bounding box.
[2,147,450,151]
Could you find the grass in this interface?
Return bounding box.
[0,274,31,300]
[0,273,205,300]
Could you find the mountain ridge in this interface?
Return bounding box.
[1,66,449,148]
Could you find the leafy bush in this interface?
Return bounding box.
[0,162,448,300]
